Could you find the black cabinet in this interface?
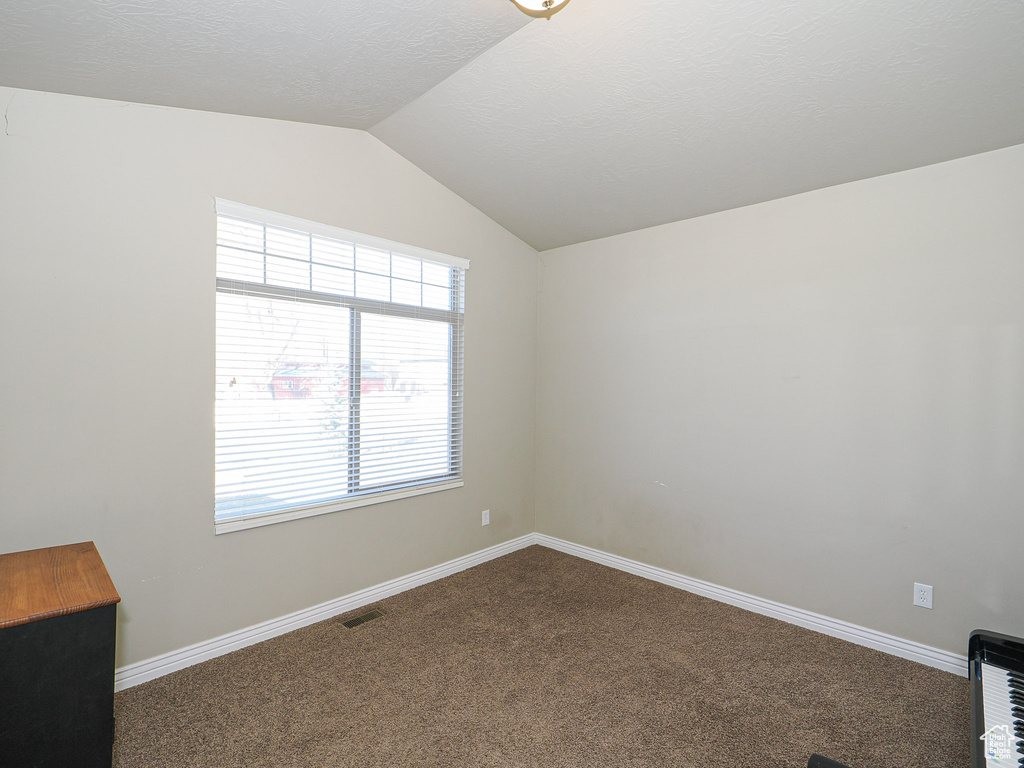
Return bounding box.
[0,542,120,768]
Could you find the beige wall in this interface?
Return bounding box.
[536,143,1024,654]
[0,87,538,667]
[3,83,1020,669]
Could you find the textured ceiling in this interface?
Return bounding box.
[2,0,1023,249]
[373,0,1024,249]
[0,0,529,129]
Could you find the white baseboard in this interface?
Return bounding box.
[534,533,968,677]
[114,533,538,691]
[116,531,967,690]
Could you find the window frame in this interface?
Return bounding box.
[213,199,468,535]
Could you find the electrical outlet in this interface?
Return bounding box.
[913,582,933,609]
[482,509,490,526]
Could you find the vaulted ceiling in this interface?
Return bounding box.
[3,0,1023,250]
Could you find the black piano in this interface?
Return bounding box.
[969,630,1024,768]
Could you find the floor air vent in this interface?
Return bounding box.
[342,609,384,629]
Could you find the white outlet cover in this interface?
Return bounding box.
[913,582,933,609]
[482,509,490,526]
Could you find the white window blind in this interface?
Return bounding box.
[214,200,467,533]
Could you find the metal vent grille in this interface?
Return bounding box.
[342,609,384,629]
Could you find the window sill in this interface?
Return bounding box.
[214,479,464,535]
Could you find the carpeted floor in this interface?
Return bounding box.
[113,546,969,767]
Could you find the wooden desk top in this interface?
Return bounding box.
[0,542,120,629]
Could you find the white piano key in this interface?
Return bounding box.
[981,662,1022,768]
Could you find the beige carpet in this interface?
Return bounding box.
[114,545,969,767]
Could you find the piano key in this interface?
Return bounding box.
[981,663,1023,768]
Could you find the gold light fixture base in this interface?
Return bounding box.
[509,0,571,19]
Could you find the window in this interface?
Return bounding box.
[214,200,467,533]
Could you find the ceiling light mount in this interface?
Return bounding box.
[509,0,571,19]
